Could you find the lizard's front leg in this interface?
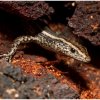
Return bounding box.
[0,36,38,62]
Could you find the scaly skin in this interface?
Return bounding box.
[0,27,91,63]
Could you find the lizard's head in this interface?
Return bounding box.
[67,46,91,62]
[61,40,91,62]
[40,29,91,63]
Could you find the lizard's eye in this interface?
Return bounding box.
[70,48,75,53]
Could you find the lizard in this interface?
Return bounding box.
[0,26,91,63]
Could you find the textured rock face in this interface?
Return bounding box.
[0,1,100,99]
[0,60,79,99]
[0,1,54,20]
[0,1,99,46]
[68,1,100,46]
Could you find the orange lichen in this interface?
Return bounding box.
[12,57,47,78]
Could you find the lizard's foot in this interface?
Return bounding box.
[0,54,12,63]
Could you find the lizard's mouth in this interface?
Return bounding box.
[86,56,91,62]
[74,54,91,63]
[82,56,91,63]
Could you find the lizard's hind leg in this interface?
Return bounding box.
[0,36,38,62]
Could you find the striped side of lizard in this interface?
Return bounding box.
[0,27,91,63]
